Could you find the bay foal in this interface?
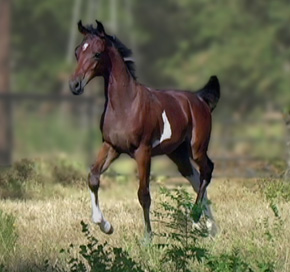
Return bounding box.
[69,21,220,236]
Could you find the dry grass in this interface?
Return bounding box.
[1,177,290,271]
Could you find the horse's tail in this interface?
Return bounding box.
[197,75,220,112]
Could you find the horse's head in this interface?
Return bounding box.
[69,20,109,95]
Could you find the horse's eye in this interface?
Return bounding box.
[95,52,101,59]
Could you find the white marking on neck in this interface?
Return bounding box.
[152,110,172,148]
[82,43,89,51]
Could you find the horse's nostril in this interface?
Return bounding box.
[75,81,80,89]
[69,80,82,94]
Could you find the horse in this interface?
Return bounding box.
[69,20,220,237]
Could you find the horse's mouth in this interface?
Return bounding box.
[71,88,84,95]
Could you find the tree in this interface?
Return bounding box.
[133,0,290,117]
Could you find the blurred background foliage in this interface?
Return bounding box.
[2,0,289,175]
[11,0,290,116]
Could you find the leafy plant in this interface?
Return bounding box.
[206,248,253,272]
[153,187,209,272]
[55,221,145,272]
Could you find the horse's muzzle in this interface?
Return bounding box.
[69,79,84,95]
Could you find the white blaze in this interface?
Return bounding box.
[153,110,172,148]
[82,43,89,51]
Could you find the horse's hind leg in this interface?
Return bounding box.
[89,142,119,234]
[193,154,214,218]
[168,143,216,233]
[193,152,218,235]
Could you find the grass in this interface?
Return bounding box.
[0,158,290,271]
[0,209,18,264]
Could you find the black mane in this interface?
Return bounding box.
[84,23,137,79]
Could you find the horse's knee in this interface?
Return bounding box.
[138,187,151,208]
[88,171,100,192]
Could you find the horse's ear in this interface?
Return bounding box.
[78,20,88,35]
[96,20,106,36]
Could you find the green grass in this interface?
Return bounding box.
[0,209,18,264]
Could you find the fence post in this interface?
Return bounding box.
[0,0,12,166]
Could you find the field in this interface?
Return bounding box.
[0,158,290,272]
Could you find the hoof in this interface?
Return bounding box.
[99,221,114,235]
[140,232,153,246]
[207,220,219,237]
[192,218,219,237]
[144,231,153,242]
[106,224,114,235]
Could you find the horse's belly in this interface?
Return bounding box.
[151,132,188,156]
[102,127,139,154]
[151,142,180,156]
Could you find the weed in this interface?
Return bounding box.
[153,187,208,271]
[0,158,37,199]
[258,178,290,202]
[14,158,36,181]
[54,221,145,272]
[51,158,85,186]
[0,157,86,199]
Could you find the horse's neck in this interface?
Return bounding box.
[104,47,137,111]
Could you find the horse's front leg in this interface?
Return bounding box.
[135,145,152,237]
[88,142,119,234]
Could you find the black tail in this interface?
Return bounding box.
[197,75,220,112]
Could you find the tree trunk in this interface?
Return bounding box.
[0,0,12,166]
